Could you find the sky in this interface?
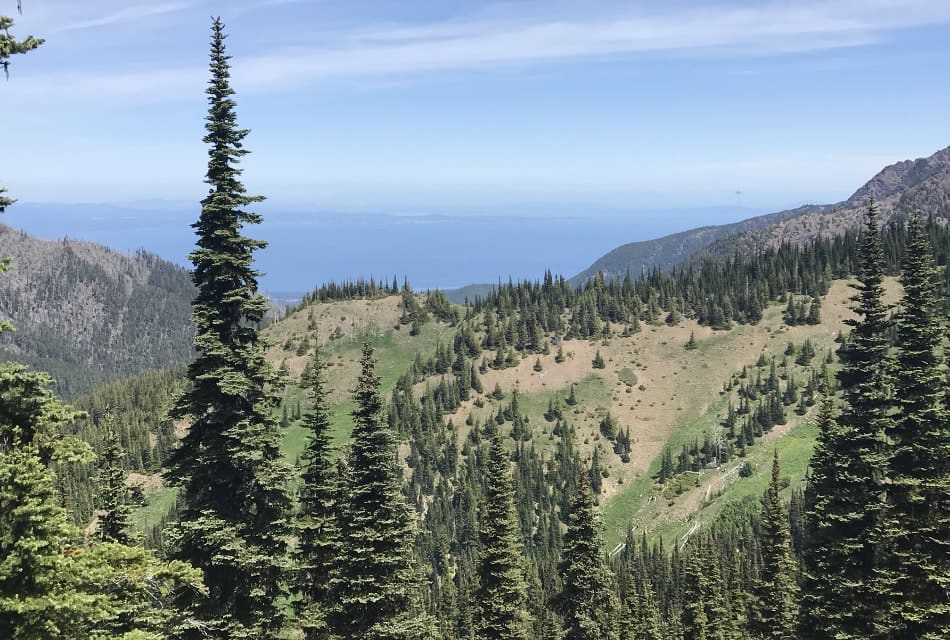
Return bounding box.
[3,0,950,215]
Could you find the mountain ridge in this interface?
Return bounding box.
[0,224,195,396]
[573,145,950,284]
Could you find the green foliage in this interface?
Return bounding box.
[592,351,606,369]
[555,472,618,640]
[800,204,893,640]
[0,360,198,639]
[685,331,698,350]
[0,8,43,81]
[749,452,798,639]
[876,216,950,639]
[330,344,436,639]
[475,423,532,639]
[425,290,460,325]
[164,19,292,639]
[296,345,341,639]
[94,427,134,545]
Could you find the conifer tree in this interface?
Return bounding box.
[749,451,798,639]
[331,344,436,639]
[685,331,698,350]
[0,4,43,82]
[297,345,341,639]
[566,384,578,406]
[0,439,87,638]
[799,203,892,640]
[165,18,292,639]
[592,350,606,369]
[724,552,748,639]
[474,422,531,640]
[680,542,710,640]
[622,576,664,640]
[95,427,133,546]
[0,364,201,639]
[555,471,619,640]
[877,216,950,639]
[589,448,603,494]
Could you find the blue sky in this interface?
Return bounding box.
[4,0,950,215]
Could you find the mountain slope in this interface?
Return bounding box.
[0,224,195,396]
[706,146,950,258]
[574,145,950,283]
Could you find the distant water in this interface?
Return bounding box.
[6,203,761,295]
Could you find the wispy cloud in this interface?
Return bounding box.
[14,0,950,102]
[54,2,193,32]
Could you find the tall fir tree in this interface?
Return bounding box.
[680,539,710,640]
[474,422,532,640]
[749,451,798,640]
[165,18,292,639]
[94,426,134,546]
[555,471,619,640]
[296,343,341,640]
[876,216,950,640]
[799,203,893,640]
[330,343,436,640]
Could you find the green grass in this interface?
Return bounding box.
[280,320,451,462]
[650,418,818,546]
[618,367,638,387]
[131,318,453,535]
[132,485,178,532]
[601,392,733,546]
[694,325,752,355]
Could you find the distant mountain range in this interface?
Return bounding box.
[571,145,950,285]
[0,225,195,396]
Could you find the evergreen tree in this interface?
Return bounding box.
[95,427,134,546]
[566,384,578,406]
[589,448,603,494]
[877,216,950,640]
[592,351,606,369]
[555,471,619,640]
[681,542,710,640]
[749,451,798,639]
[0,4,43,82]
[799,204,893,640]
[331,344,436,639]
[0,364,200,640]
[164,19,292,639]
[297,345,341,639]
[474,423,532,640]
[685,331,698,350]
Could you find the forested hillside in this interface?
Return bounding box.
[576,145,950,284]
[2,11,948,640]
[0,224,194,396]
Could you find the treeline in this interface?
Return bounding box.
[467,216,949,346]
[293,276,401,309]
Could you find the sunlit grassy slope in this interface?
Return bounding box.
[134,279,899,549]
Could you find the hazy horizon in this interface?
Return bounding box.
[5,200,779,293]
